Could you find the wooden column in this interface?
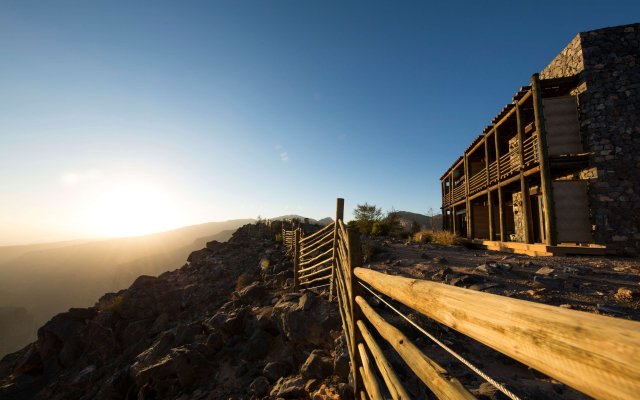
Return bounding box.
[484,137,492,240]
[531,73,557,246]
[494,127,505,242]
[452,205,456,235]
[293,228,301,290]
[329,198,344,302]
[463,155,472,239]
[516,104,532,244]
[347,228,364,395]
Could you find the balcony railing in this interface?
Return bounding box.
[452,183,466,203]
[468,169,487,194]
[488,161,498,184]
[523,134,539,166]
[499,147,521,179]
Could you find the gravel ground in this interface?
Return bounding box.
[359,238,640,399]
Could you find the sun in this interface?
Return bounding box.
[88,183,180,238]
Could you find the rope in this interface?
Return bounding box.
[358,281,521,400]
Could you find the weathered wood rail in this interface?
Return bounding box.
[281,198,640,400]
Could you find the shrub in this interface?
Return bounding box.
[412,229,433,244]
[431,230,461,246]
[101,294,123,313]
[275,233,283,242]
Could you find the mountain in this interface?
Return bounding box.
[270,215,333,225]
[393,211,443,231]
[0,219,252,358]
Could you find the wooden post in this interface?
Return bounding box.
[293,228,301,291]
[516,103,532,244]
[452,205,456,235]
[329,198,344,302]
[488,191,494,241]
[463,155,472,239]
[531,73,557,246]
[347,228,364,396]
[494,127,505,242]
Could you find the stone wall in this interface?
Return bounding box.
[540,34,584,79]
[578,23,640,255]
[541,23,640,254]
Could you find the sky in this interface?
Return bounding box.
[0,1,638,245]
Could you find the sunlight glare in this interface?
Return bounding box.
[88,183,180,237]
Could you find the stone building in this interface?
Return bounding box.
[440,23,639,256]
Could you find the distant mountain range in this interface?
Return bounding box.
[393,211,443,231]
[269,214,333,225]
[0,219,253,357]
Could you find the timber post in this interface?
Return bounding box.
[329,198,344,302]
[516,103,532,244]
[347,228,365,396]
[293,228,301,290]
[531,73,557,246]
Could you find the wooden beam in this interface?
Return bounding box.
[488,191,494,241]
[463,155,472,239]
[531,73,557,245]
[356,296,476,400]
[356,320,410,400]
[293,229,301,290]
[494,127,505,242]
[330,198,344,302]
[357,343,384,400]
[516,103,532,244]
[348,229,365,396]
[355,268,640,400]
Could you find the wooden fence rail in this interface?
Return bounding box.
[281,198,640,400]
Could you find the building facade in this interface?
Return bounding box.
[440,23,640,256]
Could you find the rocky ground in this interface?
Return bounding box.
[0,223,350,400]
[361,237,640,399]
[2,223,638,400]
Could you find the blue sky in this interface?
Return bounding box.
[1,1,638,244]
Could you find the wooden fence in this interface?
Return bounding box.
[281,198,640,400]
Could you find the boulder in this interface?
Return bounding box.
[250,376,270,396]
[300,351,333,380]
[263,361,290,383]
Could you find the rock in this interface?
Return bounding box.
[597,304,629,316]
[250,376,270,396]
[433,256,448,264]
[475,264,498,275]
[420,253,429,259]
[533,275,564,290]
[333,335,350,379]
[276,376,306,398]
[468,282,501,292]
[273,293,339,349]
[264,361,290,383]
[300,351,333,380]
[614,287,639,301]
[242,329,272,361]
[535,267,555,276]
[237,282,267,303]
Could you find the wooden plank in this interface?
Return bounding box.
[358,344,384,400]
[348,229,365,395]
[299,265,332,280]
[357,320,411,400]
[300,230,334,257]
[355,268,640,400]
[299,274,331,286]
[356,296,476,400]
[299,247,333,267]
[298,258,332,274]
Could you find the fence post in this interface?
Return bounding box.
[347,228,365,396]
[329,198,344,302]
[293,228,301,291]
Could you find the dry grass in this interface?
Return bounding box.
[412,229,465,246]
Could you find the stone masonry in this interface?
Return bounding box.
[541,23,640,255]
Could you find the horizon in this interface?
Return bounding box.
[1,1,638,245]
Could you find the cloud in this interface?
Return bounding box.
[280,152,289,162]
[60,169,103,186]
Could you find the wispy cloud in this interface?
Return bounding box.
[275,144,289,162]
[60,169,103,186]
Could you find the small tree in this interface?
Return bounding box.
[353,203,383,235]
[383,210,404,237]
[410,220,421,235]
